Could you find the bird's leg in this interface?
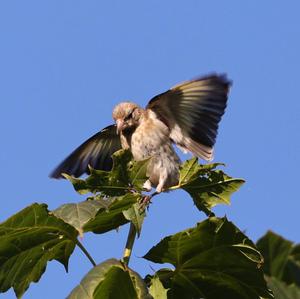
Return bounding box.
[139,195,152,211]
[156,184,163,193]
[142,179,152,192]
[156,169,168,193]
[138,191,159,211]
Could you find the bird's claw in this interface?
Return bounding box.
[139,195,152,211]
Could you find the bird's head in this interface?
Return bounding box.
[112,102,143,134]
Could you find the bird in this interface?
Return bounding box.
[50,74,231,193]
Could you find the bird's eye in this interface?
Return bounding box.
[124,111,133,121]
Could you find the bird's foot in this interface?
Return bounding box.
[139,195,152,211]
[155,184,164,193]
[138,191,161,212]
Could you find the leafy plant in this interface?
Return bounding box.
[0,149,296,298]
[257,231,300,298]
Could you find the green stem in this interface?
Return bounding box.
[122,191,158,266]
[122,222,137,266]
[76,240,97,267]
[197,203,215,218]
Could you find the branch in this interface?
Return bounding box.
[123,191,159,266]
[122,222,137,266]
[76,239,97,267]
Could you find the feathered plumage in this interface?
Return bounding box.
[50,74,231,192]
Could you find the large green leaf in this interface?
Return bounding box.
[148,275,168,299]
[52,198,110,236]
[123,202,145,237]
[65,150,150,196]
[177,158,224,185]
[144,217,273,299]
[170,158,245,214]
[266,277,300,299]
[83,193,141,234]
[127,157,151,190]
[0,203,78,298]
[257,231,300,287]
[68,258,151,299]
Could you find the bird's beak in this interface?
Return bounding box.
[116,119,124,134]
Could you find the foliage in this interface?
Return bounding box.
[257,231,300,298]
[68,259,150,299]
[0,149,297,298]
[0,204,78,298]
[144,217,272,299]
[170,158,244,215]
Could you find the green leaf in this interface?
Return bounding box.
[257,231,300,287]
[67,258,151,299]
[128,157,151,191]
[52,198,109,236]
[108,148,133,184]
[266,277,300,299]
[123,203,145,237]
[65,150,150,196]
[144,217,273,299]
[83,193,140,234]
[178,158,224,185]
[63,169,127,196]
[171,159,244,214]
[148,275,168,299]
[0,203,78,298]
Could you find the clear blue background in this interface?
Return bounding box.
[1,1,299,298]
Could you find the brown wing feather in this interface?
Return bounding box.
[50,124,121,178]
[146,74,231,160]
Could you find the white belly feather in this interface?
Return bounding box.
[131,111,180,191]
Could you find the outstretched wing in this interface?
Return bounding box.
[146,74,231,160]
[50,125,122,178]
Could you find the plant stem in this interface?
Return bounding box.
[123,222,137,266]
[76,240,97,267]
[122,191,158,266]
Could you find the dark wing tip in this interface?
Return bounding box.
[49,153,84,179]
[190,73,232,89]
[49,168,64,179]
[49,124,121,179]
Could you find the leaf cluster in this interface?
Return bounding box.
[0,149,290,298]
[257,231,300,298]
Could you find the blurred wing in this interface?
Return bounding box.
[50,125,121,178]
[146,74,231,160]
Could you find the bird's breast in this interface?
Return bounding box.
[130,115,180,188]
[130,116,168,160]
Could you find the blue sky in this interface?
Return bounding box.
[1,1,299,298]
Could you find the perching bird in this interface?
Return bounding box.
[50,74,231,193]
